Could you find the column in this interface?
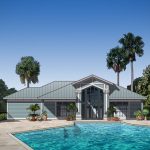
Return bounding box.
[41,100,44,114]
[103,85,109,119]
[76,91,82,120]
[128,101,131,119]
[141,102,143,110]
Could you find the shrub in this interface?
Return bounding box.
[27,104,40,121]
[143,109,149,120]
[0,113,6,121]
[134,110,144,120]
[66,114,76,121]
[27,104,40,115]
[107,105,116,117]
[66,103,77,113]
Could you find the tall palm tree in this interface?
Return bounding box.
[119,32,144,91]
[106,47,128,86]
[16,56,40,88]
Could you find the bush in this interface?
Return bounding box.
[107,105,116,117]
[143,109,149,120]
[27,104,40,115]
[134,110,143,117]
[0,113,6,121]
[66,114,76,121]
[134,110,144,120]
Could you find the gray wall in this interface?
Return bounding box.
[7,100,41,119]
[7,100,57,119]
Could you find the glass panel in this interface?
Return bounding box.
[81,86,103,120]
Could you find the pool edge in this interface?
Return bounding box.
[9,123,74,150]
[9,133,33,150]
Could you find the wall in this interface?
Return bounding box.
[7,100,41,119]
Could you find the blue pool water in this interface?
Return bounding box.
[15,123,150,150]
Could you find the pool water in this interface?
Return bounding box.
[15,123,150,150]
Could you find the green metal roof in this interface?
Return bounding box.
[4,76,145,101]
[109,85,145,100]
[4,81,76,100]
[38,82,76,99]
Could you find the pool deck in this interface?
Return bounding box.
[0,120,74,150]
[123,120,150,127]
[1,119,150,150]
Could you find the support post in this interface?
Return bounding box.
[76,91,82,120]
[41,100,44,114]
[141,101,143,110]
[103,85,109,119]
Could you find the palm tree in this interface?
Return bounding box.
[106,47,128,86]
[16,56,40,88]
[119,32,144,91]
[27,104,40,115]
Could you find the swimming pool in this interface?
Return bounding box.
[14,123,150,150]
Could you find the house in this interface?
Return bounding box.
[4,75,145,120]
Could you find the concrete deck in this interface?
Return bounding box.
[123,120,150,127]
[1,120,150,150]
[0,120,74,150]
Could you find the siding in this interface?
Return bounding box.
[7,101,41,119]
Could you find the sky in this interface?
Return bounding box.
[0,0,150,90]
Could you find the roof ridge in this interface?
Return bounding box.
[40,81,56,88]
[40,81,74,88]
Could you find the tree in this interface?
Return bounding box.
[143,109,149,120]
[27,104,40,115]
[119,32,144,91]
[0,79,8,100]
[137,65,150,105]
[0,79,17,99]
[16,56,40,88]
[127,77,142,93]
[106,47,128,86]
[0,79,17,112]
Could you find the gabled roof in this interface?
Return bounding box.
[72,74,113,87]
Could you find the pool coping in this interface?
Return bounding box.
[122,120,150,127]
[9,133,33,150]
